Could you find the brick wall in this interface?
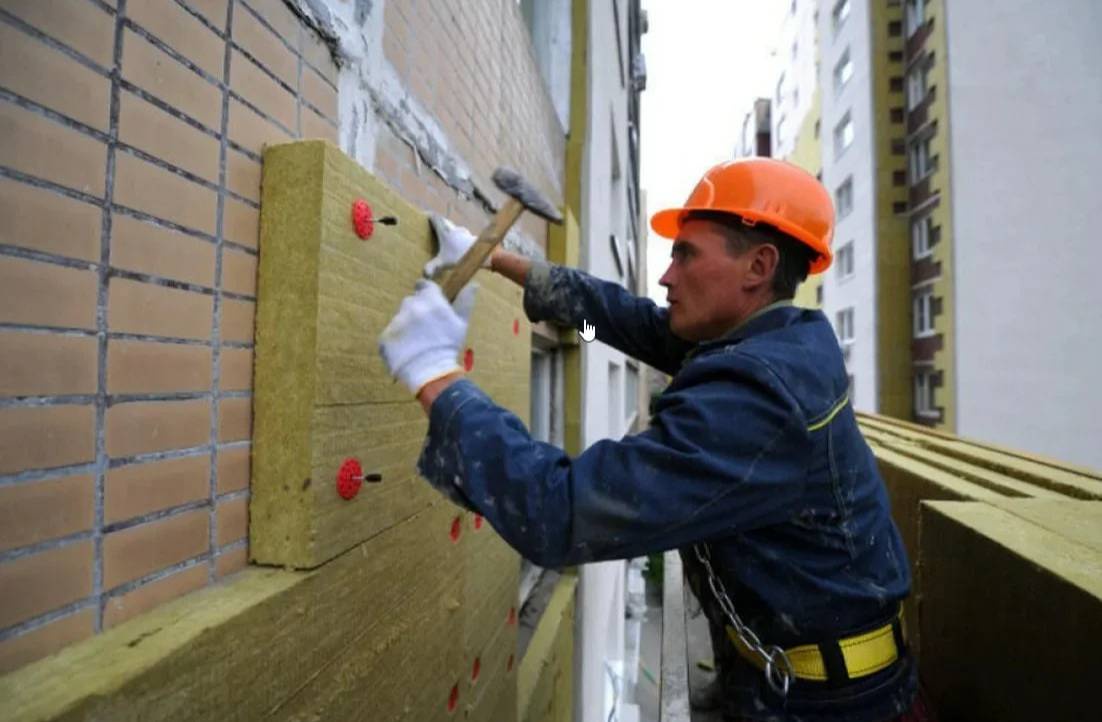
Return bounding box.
[0,0,338,673]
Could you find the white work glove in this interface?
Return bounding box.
[423,215,490,279]
[378,279,479,396]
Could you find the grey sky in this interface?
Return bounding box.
[641,1,787,302]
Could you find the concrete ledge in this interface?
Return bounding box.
[659,550,690,722]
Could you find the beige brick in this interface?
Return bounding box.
[0,177,101,262]
[215,444,250,494]
[108,277,213,340]
[219,347,253,392]
[0,405,95,475]
[113,151,217,235]
[103,563,208,628]
[233,3,298,88]
[0,100,107,196]
[121,28,222,131]
[301,105,338,144]
[0,541,93,628]
[229,49,297,132]
[227,97,293,155]
[221,299,256,343]
[105,399,211,458]
[0,22,111,131]
[218,396,252,442]
[215,495,247,545]
[2,0,115,68]
[0,331,98,396]
[105,454,210,524]
[222,247,258,296]
[127,0,224,81]
[0,255,98,332]
[0,608,94,676]
[224,196,260,249]
[183,0,229,31]
[301,66,338,121]
[110,214,216,288]
[244,0,300,47]
[226,149,261,202]
[214,544,247,578]
[107,339,213,394]
[102,509,209,590]
[0,475,94,553]
[302,27,338,85]
[118,90,220,183]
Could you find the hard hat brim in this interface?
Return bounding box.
[649,207,832,275]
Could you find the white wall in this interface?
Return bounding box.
[945,0,1102,470]
[818,0,879,412]
[772,0,819,158]
[575,2,635,721]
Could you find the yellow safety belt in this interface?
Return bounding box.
[727,608,905,683]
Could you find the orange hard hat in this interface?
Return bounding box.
[650,158,835,274]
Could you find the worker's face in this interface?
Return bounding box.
[658,219,769,341]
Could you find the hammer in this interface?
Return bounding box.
[430,167,563,302]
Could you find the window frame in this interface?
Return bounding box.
[914,369,937,417]
[832,0,851,36]
[836,240,855,280]
[833,111,854,159]
[909,136,935,183]
[905,0,926,38]
[835,306,855,344]
[913,284,936,338]
[833,48,853,96]
[912,215,934,259]
[835,176,854,219]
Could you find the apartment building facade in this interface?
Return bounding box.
[763,0,1101,470]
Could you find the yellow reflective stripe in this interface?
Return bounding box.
[807,393,850,432]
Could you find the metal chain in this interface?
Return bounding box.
[693,543,794,698]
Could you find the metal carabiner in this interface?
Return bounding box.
[762,644,794,698]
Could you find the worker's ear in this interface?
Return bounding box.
[743,243,779,291]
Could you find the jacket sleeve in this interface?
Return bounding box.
[523,261,696,376]
[417,354,811,568]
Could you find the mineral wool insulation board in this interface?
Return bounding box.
[251,139,531,570]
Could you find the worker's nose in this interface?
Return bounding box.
[658,262,675,288]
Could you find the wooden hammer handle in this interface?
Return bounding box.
[439,198,524,302]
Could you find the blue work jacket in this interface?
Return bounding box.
[418,262,916,721]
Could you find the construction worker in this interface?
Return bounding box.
[378,158,932,721]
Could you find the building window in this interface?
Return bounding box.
[791,0,798,15]
[793,85,800,108]
[888,20,902,36]
[832,0,851,36]
[608,361,622,438]
[909,136,935,182]
[906,62,929,109]
[625,361,639,426]
[776,114,786,146]
[835,176,854,218]
[776,72,785,105]
[912,215,935,258]
[890,107,904,123]
[913,285,935,337]
[834,112,854,158]
[816,284,824,305]
[836,241,855,279]
[792,39,799,60]
[836,307,855,344]
[914,369,937,417]
[833,48,853,96]
[814,118,821,139]
[905,0,926,37]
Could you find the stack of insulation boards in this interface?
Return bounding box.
[0,141,527,722]
[857,413,1101,722]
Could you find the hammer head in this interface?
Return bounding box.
[492,167,563,224]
